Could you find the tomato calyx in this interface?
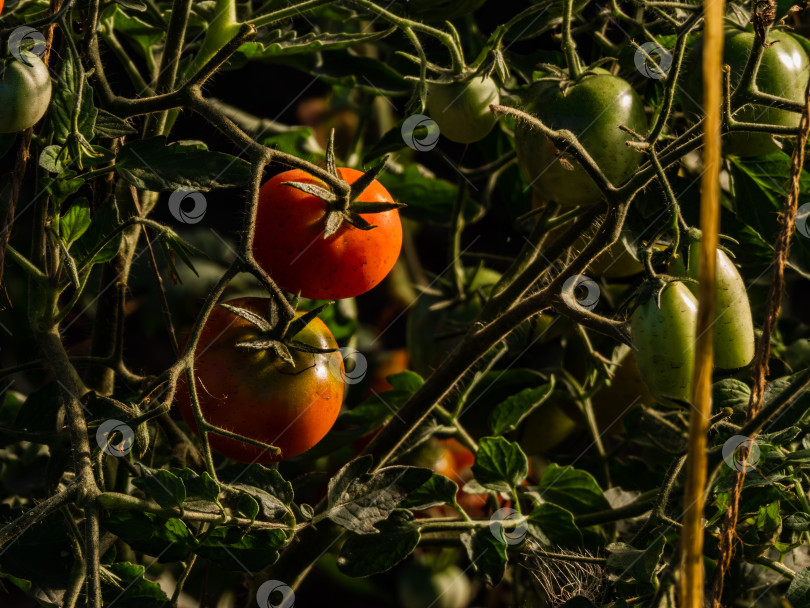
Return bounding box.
[218,300,337,366]
[281,131,406,238]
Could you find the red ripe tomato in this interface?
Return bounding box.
[253,168,403,300]
[176,298,345,463]
[0,1,5,16]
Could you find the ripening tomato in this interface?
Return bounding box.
[427,76,500,144]
[176,298,344,463]
[0,54,53,134]
[683,22,809,156]
[0,0,5,16]
[515,70,647,206]
[631,282,698,403]
[682,240,756,369]
[253,168,402,300]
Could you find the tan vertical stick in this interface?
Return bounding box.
[680,0,725,605]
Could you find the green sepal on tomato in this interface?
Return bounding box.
[514,69,647,206]
[253,154,404,301]
[682,21,810,157]
[631,281,698,404]
[672,234,755,370]
[426,76,500,144]
[176,297,345,463]
[0,53,53,134]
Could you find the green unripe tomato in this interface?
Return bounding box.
[631,282,698,403]
[427,77,500,144]
[514,70,648,206]
[683,23,809,157]
[0,54,53,134]
[517,399,578,454]
[684,241,755,369]
[397,563,472,608]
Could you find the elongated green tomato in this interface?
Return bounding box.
[631,282,698,403]
[427,76,500,144]
[0,54,53,133]
[514,70,648,206]
[685,241,755,369]
[683,23,809,156]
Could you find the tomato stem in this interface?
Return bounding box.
[561,0,583,79]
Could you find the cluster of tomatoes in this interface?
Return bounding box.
[176,167,404,462]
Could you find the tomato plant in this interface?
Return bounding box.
[427,76,500,144]
[514,70,648,206]
[176,298,344,462]
[2,2,810,608]
[0,54,52,134]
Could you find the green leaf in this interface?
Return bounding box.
[49,51,98,145]
[713,378,751,413]
[537,464,611,515]
[337,512,420,577]
[12,382,62,433]
[399,474,459,510]
[378,165,481,225]
[40,172,85,205]
[102,512,195,562]
[220,464,293,518]
[94,109,138,138]
[171,468,221,513]
[489,378,556,435]
[72,195,122,265]
[100,562,169,607]
[729,153,810,277]
[238,493,260,520]
[787,567,810,605]
[387,371,424,393]
[326,461,432,534]
[235,27,395,60]
[461,528,507,586]
[116,137,251,191]
[60,198,92,244]
[132,467,186,509]
[312,53,410,96]
[606,536,666,584]
[39,145,69,173]
[194,528,287,571]
[103,5,165,60]
[526,503,583,546]
[472,436,528,493]
[790,503,810,524]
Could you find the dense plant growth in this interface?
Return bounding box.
[1,1,810,607]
